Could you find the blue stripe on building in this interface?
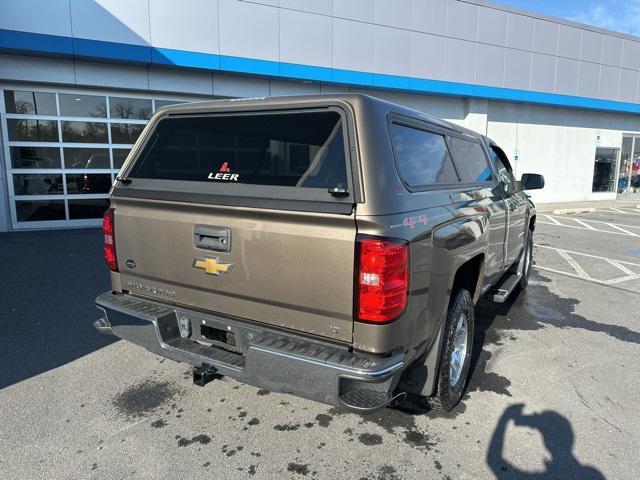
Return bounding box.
[2,28,640,115]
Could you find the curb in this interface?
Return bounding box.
[551,207,597,215]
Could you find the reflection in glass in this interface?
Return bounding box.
[64,148,110,169]
[112,149,131,169]
[4,90,57,115]
[110,97,152,119]
[7,119,59,142]
[59,93,107,117]
[390,124,459,187]
[16,200,66,222]
[61,121,108,143]
[448,137,493,182]
[66,174,112,194]
[111,123,145,144]
[68,199,110,219]
[592,148,619,192]
[13,174,63,195]
[10,147,61,169]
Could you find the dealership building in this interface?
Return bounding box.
[1,0,640,231]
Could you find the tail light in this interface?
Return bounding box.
[356,236,408,323]
[103,208,118,272]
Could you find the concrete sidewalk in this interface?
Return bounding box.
[535,199,639,214]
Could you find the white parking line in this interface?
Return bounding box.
[556,249,592,279]
[538,215,640,237]
[537,245,640,266]
[537,220,638,236]
[546,215,640,230]
[607,207,640,216]
[571,218,597,230]
[605,258,636,276]
[607,223,637,235]
[535,245,640,286]
[542,214,562,225]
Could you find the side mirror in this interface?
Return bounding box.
[520,173,545,190]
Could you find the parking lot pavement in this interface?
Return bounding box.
[535,206,640,293]
[1,209,639,480]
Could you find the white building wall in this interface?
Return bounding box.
[3,0,640,104]
[487,103,640,203]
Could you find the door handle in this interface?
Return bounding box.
[193,225,231,252]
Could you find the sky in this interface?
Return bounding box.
[499,0,640,36]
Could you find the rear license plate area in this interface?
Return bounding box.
[201,324,237,347]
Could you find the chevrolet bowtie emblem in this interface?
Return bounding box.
[193,257,234,276]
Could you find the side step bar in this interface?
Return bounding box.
[489,272,522,303]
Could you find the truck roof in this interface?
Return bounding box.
[155,93,485,142]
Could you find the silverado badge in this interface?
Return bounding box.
[193,256,235,276]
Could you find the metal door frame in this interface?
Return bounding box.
[619,135,637,200]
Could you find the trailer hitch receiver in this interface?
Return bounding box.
[193,363,218,386]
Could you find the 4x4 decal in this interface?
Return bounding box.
[390,214,429,229]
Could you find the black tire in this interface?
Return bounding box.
[519,228,534,290]
[429,289,475,412]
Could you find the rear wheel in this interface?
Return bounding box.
[430,289,474,412]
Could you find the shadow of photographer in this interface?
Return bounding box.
[487,403,605,479]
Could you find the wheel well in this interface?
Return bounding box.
[451,254,484,300]
[529,215,536,231]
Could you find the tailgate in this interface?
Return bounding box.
[114,199,356,342]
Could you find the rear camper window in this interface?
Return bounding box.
[128,111,348,192]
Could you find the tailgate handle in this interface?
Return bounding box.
[194,225,231,252]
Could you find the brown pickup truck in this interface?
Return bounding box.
[94,94,543,412]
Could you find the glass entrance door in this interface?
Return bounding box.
[618,136,640,200]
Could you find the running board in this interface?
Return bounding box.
[489,272,522,303]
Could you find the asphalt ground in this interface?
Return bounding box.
[1,206,639,479]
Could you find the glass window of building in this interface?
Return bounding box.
[63,148,111,169]
[10,147,61,169]
[4,90,57,115]
[68,199,111,220]
[16,200,66,222]
[61,121,108,143]
[592,148,620,193]
[65,174,112,194]
[111,123,145,144]
[59,93,107,117]
[13,174,64,195]
[112,149,131,169]
[7,119,59,142]
[109,97,152,119]
[2,88,205,227]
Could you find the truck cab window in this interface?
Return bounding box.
[490,146,516,196]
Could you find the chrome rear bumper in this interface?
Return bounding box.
[94,292,404,410]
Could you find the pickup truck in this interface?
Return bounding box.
[94,94,544,412]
